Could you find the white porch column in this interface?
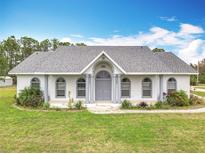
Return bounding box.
[90,74,94,103]
[85,74,90,104]
[112,74,116,103]
[159,75,164,101]
[44,75,49,102]
[117,74,121,103]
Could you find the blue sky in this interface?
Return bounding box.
[1,0,205,63]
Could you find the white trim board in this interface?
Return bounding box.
[9,72,198,75]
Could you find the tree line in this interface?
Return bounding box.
[0,36,86,77]
[190,60,205,85]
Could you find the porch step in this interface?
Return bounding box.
[49,101,68,108]
[86,103,121,112]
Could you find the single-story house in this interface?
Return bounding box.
[0,76,13,87]
[9,46,197,105]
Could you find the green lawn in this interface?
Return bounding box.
[193,86,205,89]
[193,84,205,89]
[192,91,205,97]
[1,87,205,152]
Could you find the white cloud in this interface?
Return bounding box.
[179,23,204,35]
[160,16,177,22]
[178,39,205,64]
[70,34,83,38]
[83,23,205,64]
[60,37,72,42]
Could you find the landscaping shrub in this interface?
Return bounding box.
[154,101,163,109]
[121,100,132,109]
[17,87,44,107]
[166,90,189,106]
[189,94,204,105]
[138,101,148,108]
[42,102,50,109]
[75,101,83,110]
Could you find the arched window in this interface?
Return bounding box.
[77,78,86,97]
[167,78,177,94]
[96,71,111,79]
[56,77,66,97]
[31,77,40,89]
[142,78,152,97]
[121,78,131,97]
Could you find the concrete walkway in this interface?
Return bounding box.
[86,103,205,114]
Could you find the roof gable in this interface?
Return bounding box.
[81,51,126,74]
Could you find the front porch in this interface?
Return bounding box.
[83,53,123,104]
[49,100,121,111]
[44,53,169,106]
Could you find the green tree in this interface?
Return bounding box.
[59,42,71,46]
[199,73,205,83]
[75,43,86,46]
[51,38,59,50]
[20,36,40,59]
[190,75,197,86]
[1,36,21,70]
[0,43,8,77]
[40,39,51,51]
[152,48,165,53]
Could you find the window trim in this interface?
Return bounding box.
[142,77,152,98]
[55,77,66,98]
[76,78,86,98]
[167,77,177,94]
[30,77,40,89]
[121,78,131,98]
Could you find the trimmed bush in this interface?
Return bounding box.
[17,87,44,107]
[154,101,163,109]
[42,102,50,109]
[189,94,204,105]
[166,90,189,106]
[137,102,148,108]
[74,101,83,110]
[121,100,132,109]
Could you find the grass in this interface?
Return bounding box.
[193,83,205,89]
[1,87,205,152]
[198,83,205,86]
[193,86,205,89]
[192,91,205,97]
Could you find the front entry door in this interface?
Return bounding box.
[95,71,111,100]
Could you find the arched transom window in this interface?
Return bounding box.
[31,77,40,89]
[121,78,131,97]
[142,78,152,97]
[167,78,177,94]
[56,77,66,97]
[96,71,111,79]
[77,78,86,97]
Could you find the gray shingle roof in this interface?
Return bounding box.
[155,52,196,73]
[9,46,197,74]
